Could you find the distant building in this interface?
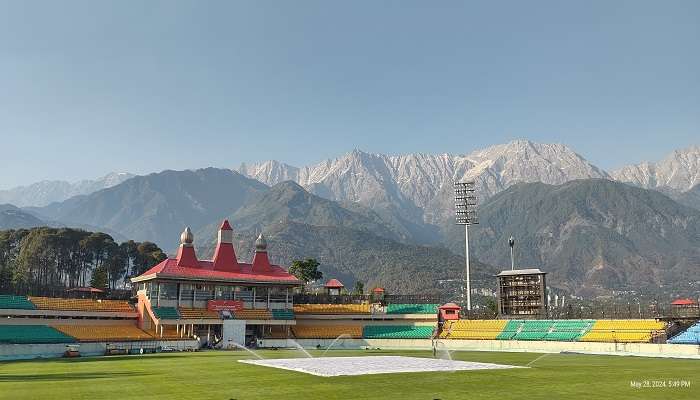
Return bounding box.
[324,279,344,296]
[496,269,547,319]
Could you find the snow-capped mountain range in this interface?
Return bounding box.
[239,140,613,225]
[612,145,700,194]
[3,141,699,215]
[0,172,135,207]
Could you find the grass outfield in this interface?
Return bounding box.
[0,349,697,400]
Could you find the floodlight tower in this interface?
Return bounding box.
[509,236,515,271]
[454,181,478,311]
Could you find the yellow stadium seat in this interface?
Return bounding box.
[53,325,154,342]
[233,309,272,320]
[292,324,363,339]
[292,303,370,314]
[29,297,133,313]
[178,308,220,319]
[580,319,666,343]
[440,320,508,340]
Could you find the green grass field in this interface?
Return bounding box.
[0,349,697,400]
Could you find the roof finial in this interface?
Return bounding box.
[255,233,267,252]
[180,226,194,246]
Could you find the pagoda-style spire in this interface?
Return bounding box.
[251,233,273,273]
[213,219,240,271]
[176,226,199,267]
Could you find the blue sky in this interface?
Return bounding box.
[0,0,698,188]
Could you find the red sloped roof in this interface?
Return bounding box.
[135,258,301,284]
[373,287,385,293]
[220,219,233,231]
[439,302,461,310]
[324,278,344,288]
[671,298,697,306]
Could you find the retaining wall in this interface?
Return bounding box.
[0,339,199,361]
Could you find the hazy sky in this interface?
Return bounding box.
[0,1,698,188]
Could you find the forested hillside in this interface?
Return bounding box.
[0,227,166,295]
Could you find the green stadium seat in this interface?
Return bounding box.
[544,320,594,341]
[0,325,75,344]
[271,309,295,320]
[0,295,36,310]
[152,307,180,319]
[496,320,521,340]
[363,325,434,339]
[386,304,439,314]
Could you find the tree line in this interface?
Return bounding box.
[0,227,167,295]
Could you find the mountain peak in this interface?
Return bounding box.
[612,144,700,192]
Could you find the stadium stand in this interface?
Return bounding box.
[440,319,508,340]
[233,309,272,320]
[292,325,363,339]
[271,309,295,320]
[28,297,133,313]
[512,320,555,341]
[0,325,75,344]
[0,295,37,310]
[386,304,439,314]
[544,320,594,341]
[293,303,370,314]
[265,326,291,339]
[151,307,180,319]
[363,325,434,339]
[178,308,219,319]
[667,322,700,344]
[496,320,521,340]
[580,319,666,343]
[53,325,154,342]
[157,325,189,339]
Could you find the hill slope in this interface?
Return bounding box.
[0,172,134,207]
[450,179,700,296]
[34,168,267,249]
[677,184,700,211]
[197,181,401,243]
[198,220,497,296]
[0,204,46,229]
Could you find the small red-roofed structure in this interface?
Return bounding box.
[670,298,699,318]
[438,302,461,321]
[324,279,344,295]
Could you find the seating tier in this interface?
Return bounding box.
[668,322,700,344]
[292,325,363,339]
[233,309,272,320]
[152,306,180,319]
[0,325,75,344]
[439,319,507,340]
[54,325,154,342]
[293,303,370,314]
[386,304,439,314]
[0,295,36,310]
[496,320,522,340]
[178,308,219,319]
[363,325,434,339]
[580,319,666,343]
[271,309,295,320]
[29,297,133,312]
